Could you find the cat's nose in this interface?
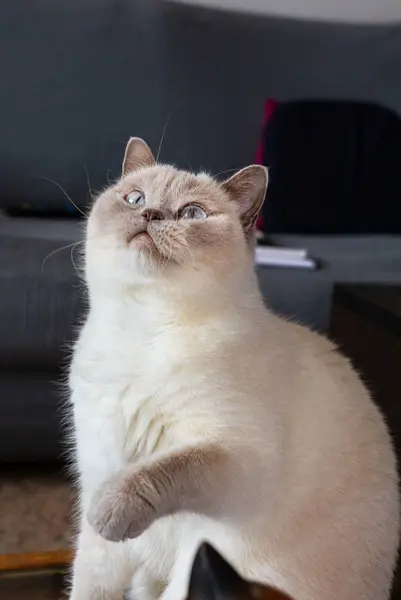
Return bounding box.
[142,208,164,221]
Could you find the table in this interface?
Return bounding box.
[330,284,401,455]
[330,284,401,600]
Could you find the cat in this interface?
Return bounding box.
[187,542,293,600]
[68,137,399,600]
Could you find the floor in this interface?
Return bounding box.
[0,465,73,555]
[0,572,65,600]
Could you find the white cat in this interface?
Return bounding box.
[68,137,399,600]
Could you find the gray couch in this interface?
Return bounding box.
[2,211,401,462]
[1,0,401,462]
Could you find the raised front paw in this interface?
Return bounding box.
[87,469,158,542]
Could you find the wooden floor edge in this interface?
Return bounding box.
[0,549,73,572]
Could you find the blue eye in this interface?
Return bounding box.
[180,205,207,220]
[124,191,145,206]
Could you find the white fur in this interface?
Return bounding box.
[69,166,399,600]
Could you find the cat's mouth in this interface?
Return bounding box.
[130,230,155,249]
[128,227,165,259]
[127,225,174,265]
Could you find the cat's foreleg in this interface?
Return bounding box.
[68,518,131,600]
[87,442,247,542]
[129,567,168,600]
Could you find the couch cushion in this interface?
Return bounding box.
[0,369,63,462]
[0,214,83,367]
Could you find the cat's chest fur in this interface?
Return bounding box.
[70,311,222,490]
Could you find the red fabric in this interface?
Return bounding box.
[255,99,278,231]
[255,99,278,165]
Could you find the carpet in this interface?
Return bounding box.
[0,466,74,555]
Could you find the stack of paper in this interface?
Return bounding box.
[255,245,316,270]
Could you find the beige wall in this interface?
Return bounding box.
[170,0,401,23]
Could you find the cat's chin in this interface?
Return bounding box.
[128,242,176,283]
[129,231,168,270]
[130,231,157,251]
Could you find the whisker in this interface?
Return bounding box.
[70,242,84,281]
[170,236,239,306]
[84,165,94,201]
[181,242,196,270]
[41,229,119,275]
[41,240,84,274]
[40,176,88,218]
[214,167,241,179]
[170,222,192,237]
[158,250,169,274]
[156,115,171,163]
[171,235,196,270]
[173,240,240,303]
[159,237,174,274]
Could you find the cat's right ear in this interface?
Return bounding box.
[187,543,294,600]
[187,543,246,600]
[122,137,155,175]
[221,165,268,235]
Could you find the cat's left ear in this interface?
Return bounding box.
[187,543,246,600]
[122,137,155,175]
[221,165,268,233]
[187,543,294,600]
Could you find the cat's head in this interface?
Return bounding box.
[187,543,294,600]
[86,138,267,294]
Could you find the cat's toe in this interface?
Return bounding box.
[88,476,132,542]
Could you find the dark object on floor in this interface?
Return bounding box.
[261,100,401,234]
[0,551,70,600]
[0,573,63,600]
[330,283,401,600]
[330,284,401,458]
[188,543,293,600]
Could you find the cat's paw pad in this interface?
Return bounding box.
[88,470,156,542]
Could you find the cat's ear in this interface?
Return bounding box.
[221,165,268,233]
[187,543,294,600]
[122,137,155,175]
[187,542,246,600]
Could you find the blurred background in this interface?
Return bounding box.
[0,1,400,597]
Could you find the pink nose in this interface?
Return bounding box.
[142,208,164,221]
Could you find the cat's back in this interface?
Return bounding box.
[238,311,398,525]
[254,313,395,472]
[240,314,399,599]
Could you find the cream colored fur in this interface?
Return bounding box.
[68,138,399,600]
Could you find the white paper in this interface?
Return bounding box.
[255,246,308,261]
[255,247,316,270]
